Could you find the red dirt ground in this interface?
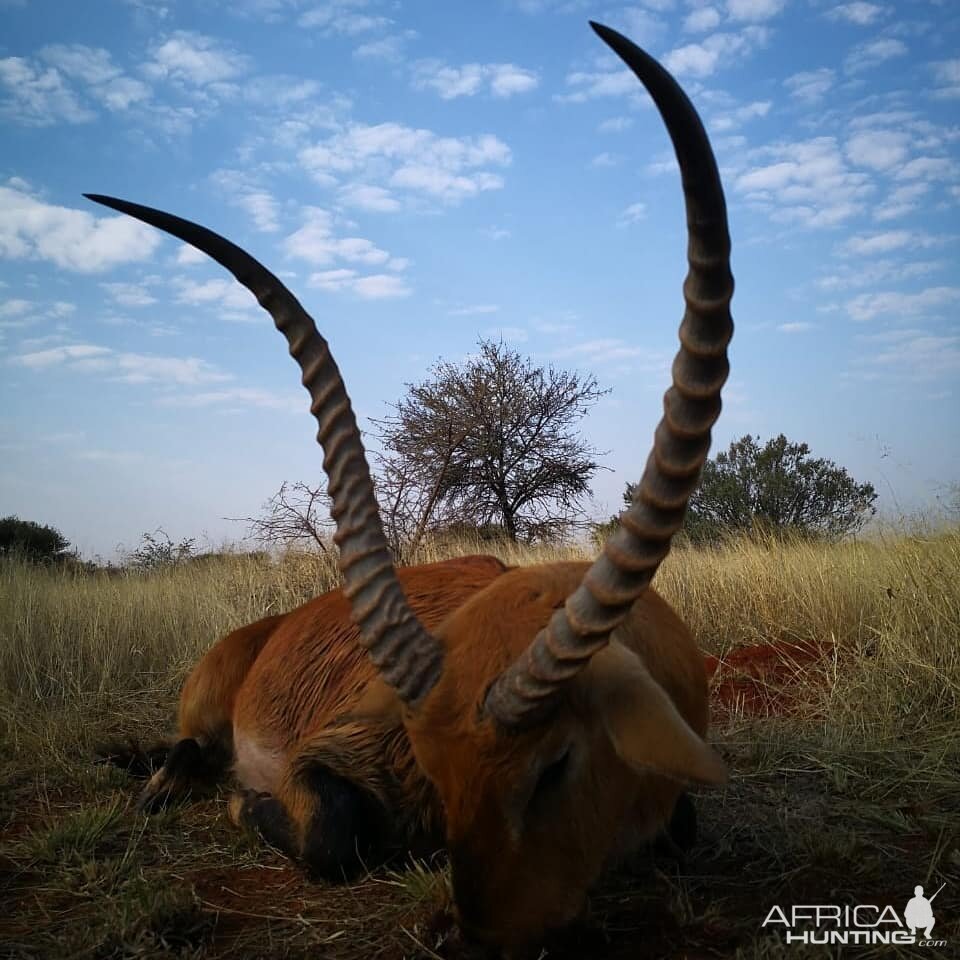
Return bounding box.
[704,639,832,718]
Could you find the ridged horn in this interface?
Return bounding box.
[84,194,442,707]
[484,22,734,727]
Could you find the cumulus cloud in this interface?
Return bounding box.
[557,66,637,102]
[726,0,786,22]
[173,276,260,314]
[0,183,161,272]
[101,282,158,307]
[298,122,511,205]
[617,202,647,226]
[411,60,538,99]
[841,230,923,256]
[284,207,394,267]
[710,100,771,132]
[861,331,960,381]
[784,68,835,103]
[39,44,150,111]
[930,59,960,99]
[210,170,280,232]
[299,0,390,34]
[0,56,95,125]
[845,286,960,321]
[826,3,885,26]
[145,31,248,87]
[598,115,633,134]
[11,342,229,384]
[844,128,910,171]
[684,6,722,33]
[338,184,401,212]
[844,37,907,74]
[873,183,930,222]
[735,137,873,228]
[664,27,770,78]
[307,268,411,299]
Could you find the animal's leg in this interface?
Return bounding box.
[137,735,233,813]
[664,791,697,851]
[229,765,391,881]
[94,738,172,778]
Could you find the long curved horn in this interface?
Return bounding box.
[84,194,442,707]
[484,22,734,727]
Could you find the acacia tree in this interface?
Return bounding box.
[373,339,607,543]
[620,434,876,543]
[233,481,335,553]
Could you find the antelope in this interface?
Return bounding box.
[91,22,733,951]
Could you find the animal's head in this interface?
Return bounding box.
[88,21,733,951]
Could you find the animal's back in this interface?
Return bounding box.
[233,554,510,749]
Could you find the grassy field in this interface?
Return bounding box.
[1,529,958,958]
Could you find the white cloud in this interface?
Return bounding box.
[778,321,814,333]
[873,182,930,221]
[817,257,942,291]
[448,304,500,317]
[862,332,960,380]
[845,286,960,322]
[209,170,281,233]
[785,68,835,103]
[39,44,150,111]
[176,244,207,265]
[412,61,538,100]
[726,0,785,22]
[557,68,636,102]
[12,342,229,384]
[101,282,158,307]
[0,184,161,272]
[299,1,389,34]
[0,298,32,318]
[895,156,955,181]
[307,268,411,299]
[591,151,620,167]
[844,37,907,74]
[146,31,248,87]
[845,128,910,171]
[338,184,401,212]
[299,122,511,205]
[684,6,722,32]
[617,202,647,226]
[160,387,302,411]
[549,337,666,367]
[281,208,412,288]
[841,229,939,256]
[0,56,95,125]
[664,27,770,78]
[930,59,960,100]
[735,137,872,228]
[826,3,884,26]
[710,99,771,132]
[354,34,410,62]
[598,116,633,134]
[173,277,259,313]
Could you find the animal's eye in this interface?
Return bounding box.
[528,748,570,809]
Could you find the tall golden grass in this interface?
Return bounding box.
[1,527,958,760]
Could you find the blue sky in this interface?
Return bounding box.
[2,0,958,559]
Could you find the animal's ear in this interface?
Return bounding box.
[349,676,402,724]
[586,644,727,786]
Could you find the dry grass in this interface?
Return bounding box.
[1,529,958,957]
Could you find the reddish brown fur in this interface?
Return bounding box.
[147,555,508,855]
[404,562,712,944]
[147,553,714,942]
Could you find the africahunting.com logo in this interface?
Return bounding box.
[762,883,948,947]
